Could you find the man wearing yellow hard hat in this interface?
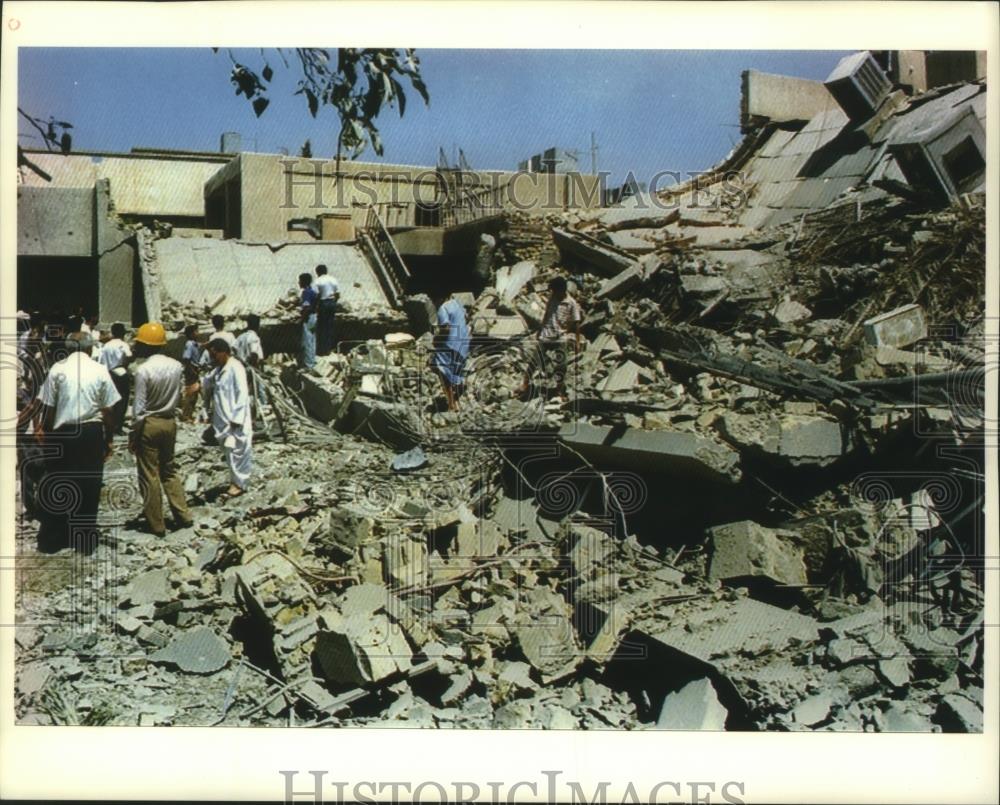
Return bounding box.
[130,322,194,537]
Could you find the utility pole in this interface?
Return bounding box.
[590,131,599,175]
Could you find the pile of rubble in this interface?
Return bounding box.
[15,180,986,732]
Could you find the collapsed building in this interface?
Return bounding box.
[14,50,989,732]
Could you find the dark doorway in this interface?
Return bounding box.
[17,256,99,318]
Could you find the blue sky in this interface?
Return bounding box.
[18,48,850,186]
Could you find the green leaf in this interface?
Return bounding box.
[410,76,430,105]
[391,77,405,117]
[305,87,318,117]
[252,96,270,117]
[262,63,273,82]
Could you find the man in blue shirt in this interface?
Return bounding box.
[298,272,318,370]
[431,292,470,412]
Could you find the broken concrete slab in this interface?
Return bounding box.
[679,275,728,298]
[404,294,437,336]
[552,227,636,277]
[597,360,647,393]
[455,519,503,557]
[605,230,657,253]
[441,670,474,706]
[496,260,536,301]
[314,612,413,687]
[149,626,230,674]
[17,663,51,697]
[383,535,429,588]
[877,657,912,688]
[391,446,428,473]
[863,303,927,348]
[513,589,581,683]
[595,207,681,231]
[718,411,843,467]
[568,524,615,577]
[122,569,172,607]
[559,422,741,484]
[772,298,812,325]
[596,262,647,301]
[469,309,529,339]
[934,693,983,732]
[492,700,534,729]
[539,704,579,729]
[590,332,622,356]
[320,504,375,561]
[883,702,933,732]
[791,692,833,726]
[707,520,808,586]
[492,494,561,542]
[647,597,820,667]
[656,678,728,730]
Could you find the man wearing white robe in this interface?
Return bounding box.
[201,338,253,497]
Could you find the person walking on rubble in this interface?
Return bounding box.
[431,290,470,412]
[314,263,340,357]
[129,322,194,537]
[234,314,267,411]
[202,338,253,498]
[514,276,583,400]
[298,272,319,371]
[33,335,120,553]
[98,322,133,435]
[180,324,202,422]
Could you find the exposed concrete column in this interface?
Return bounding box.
[95,178,138,325]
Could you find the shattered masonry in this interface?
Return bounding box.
[14,50,989,732]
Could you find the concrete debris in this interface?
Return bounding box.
[495,260,536,301]
[559,422,742,484]
[791,693,833,726]
[934,694,983,733]
[150,627,231,675]
[707,520,808,586]
[391,447,428,473]
[15,56,986,733]
[314,612,413,687]
[656,678,728,730]
[718,412,843,467]
[772,298,812,325]
[863,304,927,348]
[122,569,173,607]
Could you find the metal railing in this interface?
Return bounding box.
[360,206,411,307]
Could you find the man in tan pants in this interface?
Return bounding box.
[130,322,193,537]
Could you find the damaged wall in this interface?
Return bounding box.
[18,149,228,221]
[740,69,838,133]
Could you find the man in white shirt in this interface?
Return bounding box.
[515,276,583,400]
[202,338,253,498]
[130,322,194,537]
[34,336,121,553]
[314,263,340,357]
[98,322,133,434]
[81,314,103,363]
[199,314,237,368]
[233,314,264,368]
[234,314,267,413]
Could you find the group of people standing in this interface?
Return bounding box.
[16,309,263,554]
[15,267,582,555]
[298,264,340,370]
